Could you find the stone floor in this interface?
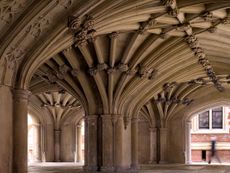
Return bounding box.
[28,163,230,173]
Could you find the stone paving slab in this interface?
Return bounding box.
[28,163,230,173]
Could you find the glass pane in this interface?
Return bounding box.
[199,111,209,129]
[212,107,223,129]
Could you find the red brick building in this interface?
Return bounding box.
[191,106,230,163]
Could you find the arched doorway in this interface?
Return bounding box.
[28,114,41,163]
[186,105,230,164]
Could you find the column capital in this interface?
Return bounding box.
[13,89,31,101]
[85,115,98,121]
[149,127,157,132]
[131,117,139,123]
[160,127,168,132]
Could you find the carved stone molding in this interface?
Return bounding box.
[0,0,29,24]
[68,15,96,47]
[55,0,72,9]
[109,32,119,39]
[26,15,50,38]
[138,66,157,80]
[117,63,129,72]
[185,34,224,91]
[202,12,215,22]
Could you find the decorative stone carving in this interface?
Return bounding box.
[88,67,98,76]
[107,68,116,74]
[208,26,217,33]
[46,73,57,83]
[68,15,96,47]
[202,12,214,22]
[117,63,129,72]
[221,17,230,24]
[26,15,50,38]
[68,16,81,30]
[97,63,108,71]
[56,0,72,9]
[185,34,224,91]
[163,82,177,91]
[126,68,138,76]
[161,0,176,7]
[109,32,119,39]
[168,7,179,17]
[138,66,157,79]
[71,69,79,77]
[0,0,28,24]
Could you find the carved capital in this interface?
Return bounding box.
[68,16,81,30]
[109,32,119,39]
[221,17,230,24]
[126,68,138,76]
[107,68,116,74]
[71,69,79,77]
[202,12,214,22]
[117,63,129,72]
[83,15,94,31]
[88,67,98,76]
[97,63,108,71]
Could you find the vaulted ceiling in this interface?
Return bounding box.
[1,0,230,125]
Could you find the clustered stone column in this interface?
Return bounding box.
[13,89,30,173]
[114,116,124,171]
[159,128,168,163]
[0,85,13,173]
[149,127,157,163]
[54,129,61,162]
[131,117,139,169]
[101,115,114,171]
[185,120,192,164]
[84,115,98,171]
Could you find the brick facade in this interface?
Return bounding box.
[191,106,230,163]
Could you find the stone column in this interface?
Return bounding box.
[114,116,123,171]
[185,120,192,164]
[0,85,13,173]
[159,128,168,164]
[54,129,61,162]
[131,118,139,170]
[13,89,30,173]
[84,115,98,171]
[76,124,82,162]
[149,128,157,164]
[101,115,114,171]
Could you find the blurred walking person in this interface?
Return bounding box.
[208,136,221,164]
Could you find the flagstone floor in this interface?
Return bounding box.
[28,162,230,173]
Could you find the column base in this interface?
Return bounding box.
[101,166,115,172]
[130,163,140,172]
[159,160,168,164]
[148,160,157,164]
[83,165,98,172]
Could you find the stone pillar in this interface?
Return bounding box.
[76,124,82,162]
[131,118,139,170]
[84,115,98,171]
[114,116,123,171]
[101,115,114,171]
[185,120,192,164]
[54,129,61,162]
[149,128,157,164]
[159,128,168,164]
[0,85,13,173]
[13,89,30,173]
